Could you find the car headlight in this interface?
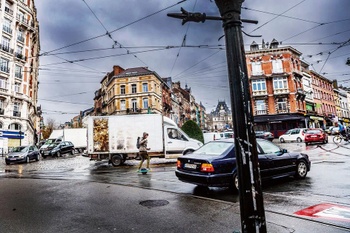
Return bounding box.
[5,155,9,158]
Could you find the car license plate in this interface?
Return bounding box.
[311,135,317,138]
[44,151,49,155]
[184,163,197,169]
[10,158,16,160]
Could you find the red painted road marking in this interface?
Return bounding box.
[295,203,350,222]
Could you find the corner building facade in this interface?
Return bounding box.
[0,0,40,147]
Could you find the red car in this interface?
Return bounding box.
[304,128,328,145]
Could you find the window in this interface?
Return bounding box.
[9,123,21,130]
[252,79,266,91]
[251,62,263,75]
[273,77,288,89]
[1,37,10,51]
[3,18,12,34]
[143,98,148,109]
[120,85,125,95]
[15,65,22,79]
[0,57,10,73]
[16,45,23,58]
[142,83,148,92]
[131,99,137,111]
[17,29,24,42]
[131,84,137,94]
[120,100,125,110]
[276,98,287,112]
[14,82,21,93]
[256,100,266,114]
[0,78,8,89]
[272,59,283,73]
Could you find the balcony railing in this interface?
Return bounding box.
[0,44,14,53]
[273,88,289,95]
[16,15,29,25]
[15,52,26,60]
[0,66,10,73]
[252,90,267,96]
[256,110,267,115]
[251,70,265,76]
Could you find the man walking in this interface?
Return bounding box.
[138,132,150,172]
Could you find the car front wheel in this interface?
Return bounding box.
[36,153,40,161]
[295,161,308,179]
[279,138,285,143]
[26,156,30,163]
[296,137,302,143]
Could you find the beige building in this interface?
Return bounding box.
[0,0,40,147]
[94,66,163,116]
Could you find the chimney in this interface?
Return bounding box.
[250,41,259,51]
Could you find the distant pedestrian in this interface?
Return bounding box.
[138,132,151,172]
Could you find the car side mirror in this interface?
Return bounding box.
[281,148,288,153]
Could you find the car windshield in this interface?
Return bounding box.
[12,146,28,152]
[192,141,233,156]
[257,140,281,154]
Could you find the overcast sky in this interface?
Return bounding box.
[35,0,350,124]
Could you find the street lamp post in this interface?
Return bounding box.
[168,1,266,232]
[214,1,266,232]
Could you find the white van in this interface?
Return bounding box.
[203,131,233,144]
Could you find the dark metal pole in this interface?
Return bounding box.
[214,0,266,232]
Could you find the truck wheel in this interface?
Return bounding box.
[111,154,124,167]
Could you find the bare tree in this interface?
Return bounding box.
[41,118,57,139]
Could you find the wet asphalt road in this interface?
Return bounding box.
[1,137,350,230]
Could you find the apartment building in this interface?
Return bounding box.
[94,66,163,116]
[246,39,306,137]
[310,70,336,128]
[0,0,40,147]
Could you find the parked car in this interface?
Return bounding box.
[175,139,311,190]
[304,128,328,145]
[42,141,75,158]
[5,145,40,165]
[255,131,274,141]
[278,128,308,143]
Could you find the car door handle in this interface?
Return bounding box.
[168,142,172,144]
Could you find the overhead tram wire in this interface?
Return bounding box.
[248,0,308,34]
[242,6,320,25]
[282,18,350,43]
[40,47,171,67]
[41,0,187,56]
[319,38,350,73]
[173,50,223,80]
[170,0,197,76]
[82,0,149,68]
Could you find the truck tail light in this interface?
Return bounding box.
[200,163,214,172]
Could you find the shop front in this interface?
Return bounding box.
[254,113,306,138]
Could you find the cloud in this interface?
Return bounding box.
[35,0,350,124]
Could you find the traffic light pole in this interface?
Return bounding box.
[168,1,267,232]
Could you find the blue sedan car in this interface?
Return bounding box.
[175,139,311,190]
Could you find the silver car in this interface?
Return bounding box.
[5,145,40,165]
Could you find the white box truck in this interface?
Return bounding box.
[86,114,203,166]
[40,128,87,154]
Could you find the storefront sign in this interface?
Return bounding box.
[310,116,324,121]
